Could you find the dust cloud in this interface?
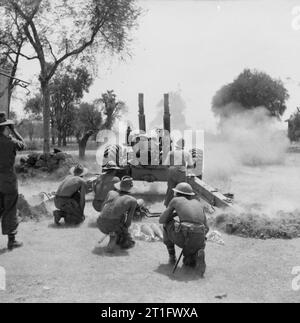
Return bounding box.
[204,104,300,218]
[204,104,289,189]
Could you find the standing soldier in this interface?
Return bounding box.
[163,138,194,207]
[93,161,120,212]
[0,113,25,250]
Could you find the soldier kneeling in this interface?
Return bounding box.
[53,164,88,225]
[160,183,209,277]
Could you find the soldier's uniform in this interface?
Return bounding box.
[0,114,25,249]
[54,165,88,225]
[163,142,194,207]
[160,183,209,276]
[93,162,120,212]
[97,177,137,252]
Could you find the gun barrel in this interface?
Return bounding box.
[138,93,146,133]
[163,93,171,134]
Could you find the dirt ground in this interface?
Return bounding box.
[1,149,300,303]
[1,199,300,303]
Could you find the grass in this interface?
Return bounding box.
[213,210,300,240]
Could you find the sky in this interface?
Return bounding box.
[14,0,300,133]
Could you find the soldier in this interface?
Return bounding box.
[0,112,25,250]
[93,161,120,212]
[159,182,209,277]
[97,176,138,253]
[163,138,194,207]
[53,164,88,225]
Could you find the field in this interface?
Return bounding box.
[0,206,300,303]
[1,147,300,303]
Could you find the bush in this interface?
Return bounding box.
[213,210,300,240]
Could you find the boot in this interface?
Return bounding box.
[120,239,136,250]
[167,247,177,265]
[119,234,135,250]
[118,232,135,250]
[53,210,62,225]
[106,233,118,253]
[7,235,23,251]
[183,255,197,268]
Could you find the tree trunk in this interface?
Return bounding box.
[58,133,62,147]
[7,88,12,117]
[50,119,56,145]
[63,131,67,147]
[41,82,51,153]
[78,132,93,160]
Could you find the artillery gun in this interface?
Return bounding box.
[97,93,240,212]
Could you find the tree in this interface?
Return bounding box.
[75,103,103,160]
[1,0,141,153]
[50,66,93,147]
[24,66,93,146]
[97,90,127,130]
[0,6,33,112]
[24,94,43,117]
[75,91,126,159]
[286,108,300,142]
[212,69,289,119]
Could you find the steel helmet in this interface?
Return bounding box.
[172,182,195,196]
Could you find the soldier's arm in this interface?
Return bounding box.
[159,199,177,224]
[79,179,87,211]
[125,198,138,227]
[203,210,210,235]
[9,125,26,151]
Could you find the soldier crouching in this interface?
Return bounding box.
[160,182,209,277]
[97,176,139,253]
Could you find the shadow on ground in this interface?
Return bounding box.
[92,246,129,258]
[48,223,84,230]
[155,263,205,282]
[0,248,8,255]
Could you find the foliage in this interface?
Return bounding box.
[287,108,300,142]
[97,90,127,130]
[50,66,93,145]
[212,69,289,118]
[0,0,141,152]
[75,102,103,140]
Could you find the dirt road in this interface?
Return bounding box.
[0,203,300,303]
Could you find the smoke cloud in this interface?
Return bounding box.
[150,91,190,132]
[205,104,289,185]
